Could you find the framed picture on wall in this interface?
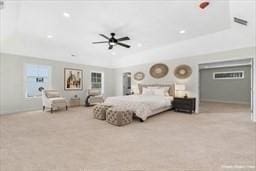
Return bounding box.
[64,68,83,90]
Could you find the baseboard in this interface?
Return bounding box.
[200,99,250,105]
[0,107,41,115]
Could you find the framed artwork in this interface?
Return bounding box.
[64,68,83,90]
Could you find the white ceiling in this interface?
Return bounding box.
[0,0,255,68]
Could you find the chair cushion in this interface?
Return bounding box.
[45,91,60,98]
[49,97,66,103]
[89,96,104,104]
[88,89,101,96]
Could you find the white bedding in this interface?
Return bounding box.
[104,95,173,121]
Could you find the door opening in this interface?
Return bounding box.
[123,72,132,95]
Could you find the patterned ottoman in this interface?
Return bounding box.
[93,104,112,120]
[106,107,133,126]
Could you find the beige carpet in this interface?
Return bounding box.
[0,104,255,171]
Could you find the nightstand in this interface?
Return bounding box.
[69,98,81,107]
[172,97,196,114]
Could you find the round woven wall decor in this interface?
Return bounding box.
[174,64,192,79]
[150,63,169,79]
[134,72,145,81]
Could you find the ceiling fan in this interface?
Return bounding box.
[92,33,131,50]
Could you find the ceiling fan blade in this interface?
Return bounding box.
[116,42,130,48]
[117,37,130,41]
[108,45,113,50]
[92,41,109,44]
[99,34,110,40]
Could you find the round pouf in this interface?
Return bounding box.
[93,104,112,120]
[106,107,133,126]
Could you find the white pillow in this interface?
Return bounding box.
[152,88,165,96]
[142,87,154,95]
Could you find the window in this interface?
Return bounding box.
[213,71,244,80]
[25,64,51,98]
[91,72,104,93]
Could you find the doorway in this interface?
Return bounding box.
[199,59,253,115]
[123,72,131,95]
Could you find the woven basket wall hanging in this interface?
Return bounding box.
[134,72,145,81]
[174,64,192,79]
[149,63,169,79]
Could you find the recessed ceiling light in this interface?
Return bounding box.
[63,12,70,18]
[111,52,116,55]
[137,43,142,47]
[47,35,53,39]
[179,30,186,34]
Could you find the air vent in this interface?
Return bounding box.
[234,17,248,26]
[0,1,4,10]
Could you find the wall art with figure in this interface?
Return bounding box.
[64,68,83,90]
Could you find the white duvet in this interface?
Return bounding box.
[104,95,173,121]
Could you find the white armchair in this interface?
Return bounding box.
[85,89,104,106]
[42,90,68,113]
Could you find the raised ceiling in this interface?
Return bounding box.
[0,0,255,68]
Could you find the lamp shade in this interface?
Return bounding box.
[175,84,186,91]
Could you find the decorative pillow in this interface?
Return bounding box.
[160,87,170,96]
[46,91,60,98]
[142,88,154,95]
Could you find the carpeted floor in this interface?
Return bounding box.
[0,103,255,171]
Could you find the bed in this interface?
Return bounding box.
[104,84,174,121]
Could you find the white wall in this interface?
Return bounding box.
[254,57,256,121]
[114,47,256,118]
[0,53,115,114]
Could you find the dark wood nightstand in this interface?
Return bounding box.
[172,97,196,114]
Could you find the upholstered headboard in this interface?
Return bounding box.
[138,84,175,96]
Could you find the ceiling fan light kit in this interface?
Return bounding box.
[93,33,131,50]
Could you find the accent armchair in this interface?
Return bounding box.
[85,89,104,106]
[42,90,68,113]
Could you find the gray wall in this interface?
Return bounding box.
[200,66,251,104]
[0,53,115,114]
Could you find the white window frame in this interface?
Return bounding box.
[24,63,52,98]
[213,71,244,80]
[90,71,104,94]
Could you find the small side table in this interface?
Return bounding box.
[69,98,81,107]
[172,97,196,114]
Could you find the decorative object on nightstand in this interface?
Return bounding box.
[175,84,186,98]
[69,97,80,107]
[172,97,196,114]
